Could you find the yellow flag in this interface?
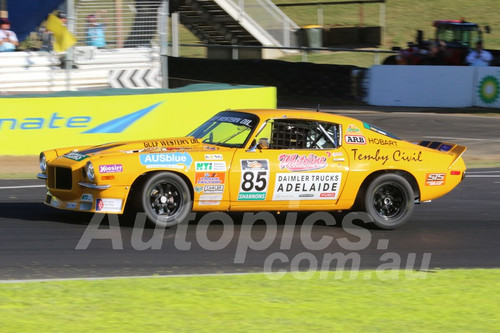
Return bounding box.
[46,14,76,52]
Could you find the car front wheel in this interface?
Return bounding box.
[362,174,415,229]
[140,172,192,227]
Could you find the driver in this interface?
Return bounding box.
[258,138,269,149]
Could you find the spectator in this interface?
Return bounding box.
[37,11,68,51]
[38,24,54,51]
[0,18,19,52]
[57,11,68,26]
[86,13,106,48]
[466,41,492,66]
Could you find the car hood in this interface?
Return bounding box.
[57,136,224,160]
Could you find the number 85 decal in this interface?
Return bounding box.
[241,171,268,192]
[239,160,270,193]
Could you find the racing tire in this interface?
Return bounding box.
[382,55,398,65]
[361,174,414,229]
[139,172,192,228]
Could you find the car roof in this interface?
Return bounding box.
[229,109,360,124]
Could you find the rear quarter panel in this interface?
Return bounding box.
[338,119,464,206]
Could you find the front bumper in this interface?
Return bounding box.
[43,184,131,214]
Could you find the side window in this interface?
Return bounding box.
[256,119,339,149]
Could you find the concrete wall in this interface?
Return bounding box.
[367,65,500,108]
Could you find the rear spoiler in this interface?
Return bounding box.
[416,141,467,168]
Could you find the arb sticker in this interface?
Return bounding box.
[425,173,446,186]
[345,135,366,145]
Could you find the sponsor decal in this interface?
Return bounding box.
[272,172,342,201]
[199,194,223,201]
[425,173,446,186]
[194,186,203,193]
[99,164,123,173]
[50,197,61,208]
[63,152,89,161]
[213,115,253,127]
[195,172,225,185]
[351,149,423,165]
[346,124,362,135]
[363,123,400,140]
[198,201,221,206]
[79,202,92,211]
[367,137,397,147]
[195,161,226,171]
[143,138,199,149]
[66,202,77,209]
[238,160,269,201]
[81,193,93,202]
[140,152,193,170]
[205,154,223,160]
[95,198,123,213]
[345,135,366,145]
[332,152,345,162]
[204,185,224,194]
[278,153,327,172]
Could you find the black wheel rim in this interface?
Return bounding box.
[372,183,407,220]
[148,181,183,219]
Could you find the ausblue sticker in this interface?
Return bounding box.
[140,152,193,170]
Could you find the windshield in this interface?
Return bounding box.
[188,111,260,148]
[437,26,481,46]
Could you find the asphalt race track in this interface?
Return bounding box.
[0,112,499,280]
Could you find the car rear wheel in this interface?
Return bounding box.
[362,174,414,229]
[140,172,192,227]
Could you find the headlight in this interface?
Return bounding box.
[39,153,47,172]
[86,161,95,182]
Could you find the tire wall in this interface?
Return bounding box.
[169,57,366,103]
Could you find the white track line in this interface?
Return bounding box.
[466,175,500,178]
[424,136,500,142]
[0,185,46,190]
[0,271,270,284]
[467,170,500,174]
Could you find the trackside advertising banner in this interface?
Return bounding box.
[0,85,276,155]
[368,65,500,108]
[474,67,500,108]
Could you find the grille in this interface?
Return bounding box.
[49,166,73,190]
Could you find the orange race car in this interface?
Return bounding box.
[37,109,467,229]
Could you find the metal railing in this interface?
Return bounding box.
[179,42,396,64]
[229,0,300,47]
[74,0,162,48]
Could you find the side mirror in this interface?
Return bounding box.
[246,139,257,152]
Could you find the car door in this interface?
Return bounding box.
[229,118,349,211]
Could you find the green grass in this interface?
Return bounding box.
[273,0,500,49]
[172,0,499,66]
[0,269,499,332]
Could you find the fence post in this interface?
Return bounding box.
[159,0,169,89]
[66,0,75,91]
[172,12,180,57]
